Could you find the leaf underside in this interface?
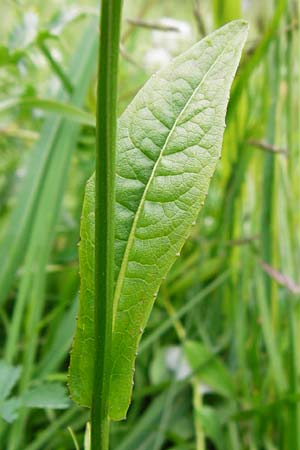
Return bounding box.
[69,20,248,421]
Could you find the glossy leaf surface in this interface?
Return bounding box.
[69,20,248,420]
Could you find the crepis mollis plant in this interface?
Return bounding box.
[69,20,248,422]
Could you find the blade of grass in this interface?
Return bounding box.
[0,20,97,308]
[255,267,286,392]
[23,408,83,450]
[36,296,78,377]
[228,0,286,119]
[285,2,300,447]
[139,272,229,354]
[38,40,74,94]
[5,22,98,450]
[114,389,188,450]
[212,0,241,27]
[152,383,177,450]
[5,21,98,366]
[0,97,95,127]
[288,300,300,450]
[163,290,205,450]
[261,39,279,298]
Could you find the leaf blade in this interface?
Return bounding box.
[21,383,71,410]
[69,19,248,420]
[0,360,21,402]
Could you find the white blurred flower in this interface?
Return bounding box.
[164,347,213,395]
[9,10,39,50]
[30,51,47,68]
[23,11,39,46]
[51,48,62,62]
[17,60,27,77]
[152,18,193,54]
[204,216,215,228]
[16,167,27,179]
[242,0,251,12]
[165,346,191,380]
[144,17,193,72]
[197,383,211,395]
[50,7,81,36]
[144,47,171,72]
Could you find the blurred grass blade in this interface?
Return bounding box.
[228,0,286,118]
[0,20,98,307]
[4,20,98,450]
[0,97,95,127]
[256,268,286,392]
[36,296,78,377]
[139,271,229,353]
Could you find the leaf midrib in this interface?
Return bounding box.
[112,41,228,325]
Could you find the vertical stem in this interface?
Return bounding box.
[261,40,278,299]
[92,1,123,449]
[255,268,286,392]
[285,4,300,447]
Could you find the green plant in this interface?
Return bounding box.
[69,14,248,450]
[0,360,70,423]
[0,18,99,450]
[1,0,299,448]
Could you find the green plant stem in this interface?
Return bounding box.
[261,41,278,298]
[256,268,286,392]
[92,1,123,449]
[287,1,300,447]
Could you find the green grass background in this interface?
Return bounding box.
[0,0,299,449]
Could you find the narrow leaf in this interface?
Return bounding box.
[0,97,95,127]
[0,360,21,402]
[0,398,21,423]
[184,340,235,398]
[22,383,71,409]
[69,20,248,420]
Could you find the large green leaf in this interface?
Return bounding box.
[69,20,248,420]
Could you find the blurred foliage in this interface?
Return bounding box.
[0,0,299,449]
